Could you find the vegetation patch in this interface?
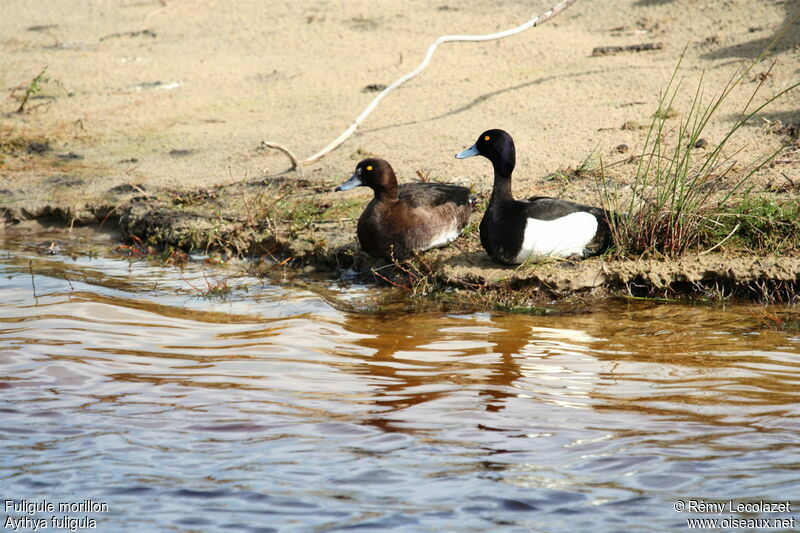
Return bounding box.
[117,177,364,267]
[599,54,800,258]
[711,196,800,255]
[0,124,53,156]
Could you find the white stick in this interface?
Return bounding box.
[700,222,740,255]
[264,0,579,169]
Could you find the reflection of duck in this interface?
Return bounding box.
[456,129,612,265]
[331,311,604,428]
[326,301,800,463]
[473,316,529,413]
[331,312,523,431]
[335,158,472,260]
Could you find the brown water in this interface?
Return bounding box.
[1,228,799,532]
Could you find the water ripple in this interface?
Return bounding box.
[1,232,799,531]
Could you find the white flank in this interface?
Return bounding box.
[424,227,461,251]
[513,212,598,263]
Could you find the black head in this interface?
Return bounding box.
[455,129,516,177]
[335,158,398,197]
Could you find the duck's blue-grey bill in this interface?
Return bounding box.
[455,144,479,159]
[335,173,363,192]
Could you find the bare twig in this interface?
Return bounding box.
[262,0,579,170]
[314,217,358,225]
[28,261,39,303]
[371,266,410,290]
[260,141,299,171]
[591,42,663,56]
[270,257,293,271]
[180,272,203,293]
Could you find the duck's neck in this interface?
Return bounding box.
[490,153,515,202]
[376,188,399,202]
[374,178,399,202]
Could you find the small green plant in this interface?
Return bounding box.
[599,51,800,257]
[574,151,600,177]
[15,67,48,113]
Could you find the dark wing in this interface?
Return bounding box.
[522,196,610,221]
[399,182,472,209]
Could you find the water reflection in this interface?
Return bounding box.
[0,227,799,532]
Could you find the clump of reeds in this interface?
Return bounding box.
[599,51,799,257]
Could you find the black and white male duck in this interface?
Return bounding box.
[335,158,472,261]
[456,129,612,265]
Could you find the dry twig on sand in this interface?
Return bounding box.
[591,42,663,56]
[262,0,579,171]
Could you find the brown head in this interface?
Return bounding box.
[335,158,399,201]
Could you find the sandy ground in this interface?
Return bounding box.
[0,0,798,297]
[1,0,798,201]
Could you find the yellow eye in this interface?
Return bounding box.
[366,165,373,171]
[484,135,491,141]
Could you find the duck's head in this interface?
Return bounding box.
[455,129,516,176]
[335,158,398,196]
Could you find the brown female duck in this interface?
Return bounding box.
[335,158,472,260]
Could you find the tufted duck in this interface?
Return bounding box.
[336,158,472,260]
[456,129,612,264]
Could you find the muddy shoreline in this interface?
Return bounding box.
[3,175,799,306]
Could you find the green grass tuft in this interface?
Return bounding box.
[711,196,800,254]
[599,49,800,258]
